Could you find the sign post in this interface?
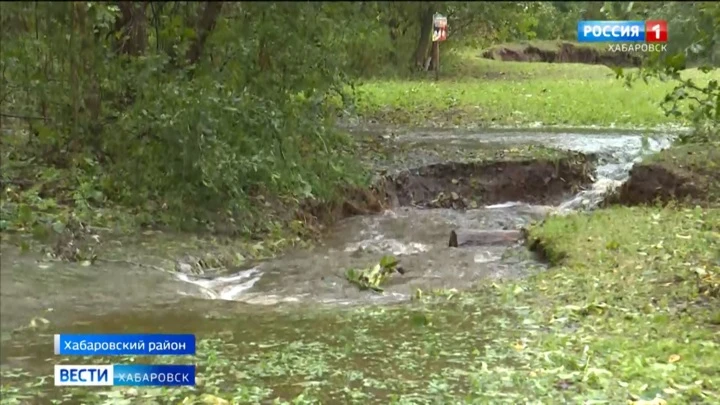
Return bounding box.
[432,14,448,81]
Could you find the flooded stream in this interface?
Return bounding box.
[0,129,672,377]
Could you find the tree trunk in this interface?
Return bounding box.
[388,17,399,64]
[186,2,224,65]
[582,2,605,20]
[114,2,148,56]
[430,40,439,79]
[413,5,434,69]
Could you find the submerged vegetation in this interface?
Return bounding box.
[1,1,720,404]
[345,255,404,292]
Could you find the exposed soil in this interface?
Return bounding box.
[482,42,642,68]
[297,186,387,231]
[607,163,709,206]
[380,153,594,209]
[299,153,595,229]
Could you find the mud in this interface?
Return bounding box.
[297,186,387,232]
[482,42,642,68]
[380,154,594,209]
[300,153,594,230]
[608,163,708,206]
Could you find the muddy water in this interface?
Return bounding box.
[0,129,671,373]
[177,203,551,305]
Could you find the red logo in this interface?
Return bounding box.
[645,20,668,43]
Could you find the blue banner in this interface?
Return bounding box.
[113,364,195,386]
[54,334,196,356]
[577,21,646,43]
[54,364,195,386]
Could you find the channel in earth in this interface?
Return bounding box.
[173,129,671,302]
[0,130,671,374]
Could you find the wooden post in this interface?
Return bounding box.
[433,40,440,81]
[431,13,446,81]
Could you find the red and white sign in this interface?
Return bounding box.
[433,14,448,42]
[645,20,668,43]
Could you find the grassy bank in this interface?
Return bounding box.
[481,40,610,58]
[645,143,720,203]
[354,49,720,128]
[0,118,372,261]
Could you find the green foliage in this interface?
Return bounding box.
[623,2,720,143]
[655,2,719,144]
[4,2,600,235]
[8,1,667,236]
[1,2,371,235]
[345,255,402,292]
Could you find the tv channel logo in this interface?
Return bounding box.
[54,364,196,387]
[55,365,113,386]
[578,20,667,43]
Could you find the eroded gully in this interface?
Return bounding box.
[0,129,672,372]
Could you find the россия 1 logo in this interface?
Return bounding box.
[577,20,667,53]
[577,20,667,43]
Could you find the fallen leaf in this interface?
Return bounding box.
[668,354,681,363]
[198,394,230,405]
[629,399,667,405]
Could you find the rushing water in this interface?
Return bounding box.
[0,129,672,373]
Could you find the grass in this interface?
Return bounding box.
[647,142,720,201]
[356,132,582,174]
[646,142,720,167]
[354,48,720,128]
[439,48,616,80]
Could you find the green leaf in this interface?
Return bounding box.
[379,255,398,269]
[17,204,33,225]
[665,53,686,73]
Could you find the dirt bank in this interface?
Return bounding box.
[382,153,594,209]
[606,144,719,207]
[608,164,705,205]
[300,152,595,229]
[482,41,642,68]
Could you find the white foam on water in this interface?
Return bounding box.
[344,236,429,256]
[474,251,501,263]
[175,268,263,301]
[239,294,307,305]
[558,178,624,211]
[485,202,523,209]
